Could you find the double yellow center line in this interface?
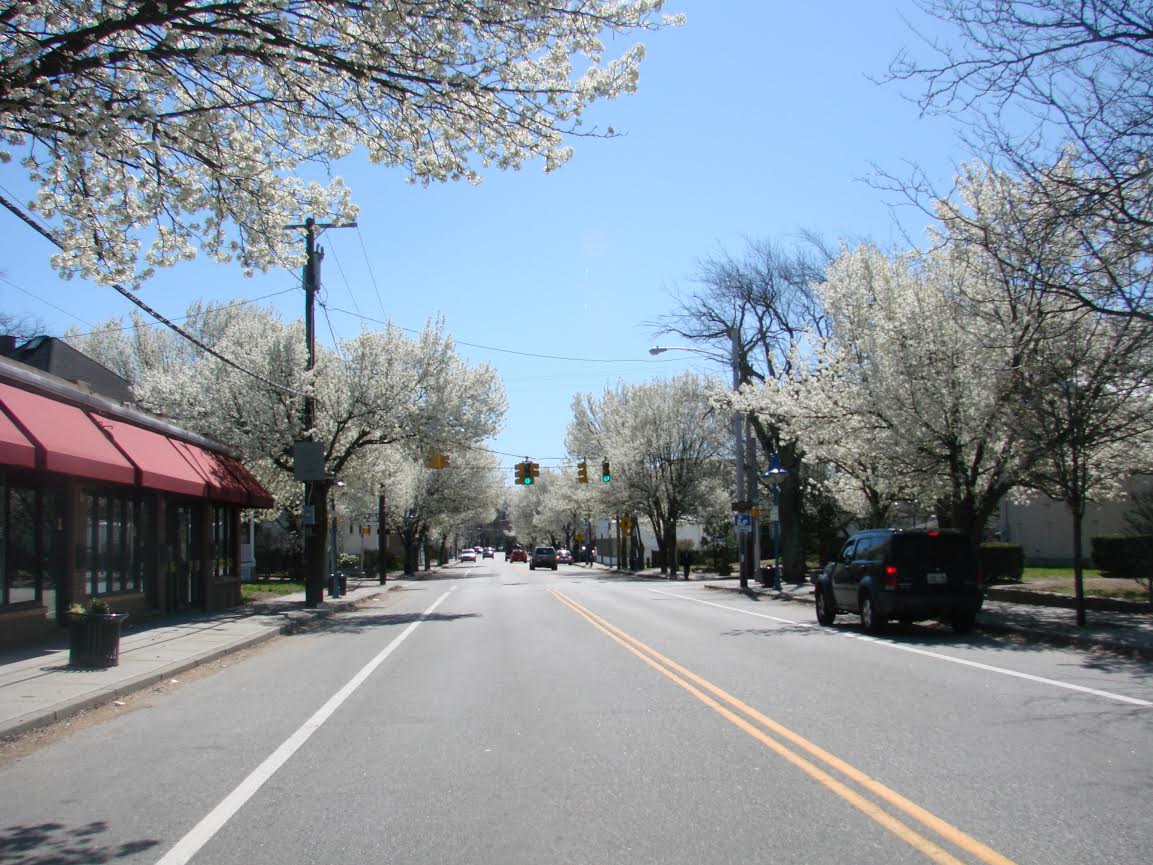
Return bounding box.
[552,589,1019,865]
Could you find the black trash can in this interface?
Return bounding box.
[68,613,127,668]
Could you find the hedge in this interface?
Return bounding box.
[1091,535,1153,580]
[979,543,1024,584]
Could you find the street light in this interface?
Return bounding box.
[650,332,757,588]
[762,453,789,592]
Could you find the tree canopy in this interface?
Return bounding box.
[1,1,681,286]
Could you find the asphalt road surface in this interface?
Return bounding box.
[2,559,1151,865]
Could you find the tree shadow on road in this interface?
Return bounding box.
[304,610,481,635]
[0,821,160,865]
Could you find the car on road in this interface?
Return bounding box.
[460,548,477,563]
[813,528,983,634]
[508,546,527,563]
[529,546,558,570]
[555,548,573,565]
[482,547,494,558]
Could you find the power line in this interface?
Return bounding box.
[0,275,96,328]
[322,304,685,364]
[0,190,305,397]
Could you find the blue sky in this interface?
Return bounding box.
[0,1,965,475]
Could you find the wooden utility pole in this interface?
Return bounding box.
[284,216,356,607]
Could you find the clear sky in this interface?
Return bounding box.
[0,1,965,477]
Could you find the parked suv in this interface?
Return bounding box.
[529,546,558,570]
[813,528,983,634]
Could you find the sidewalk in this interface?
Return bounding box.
[0,575,404,740]
[3,567,1151,742]
[606,564,1153,661]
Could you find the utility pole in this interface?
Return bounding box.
[378,483,388,584]
[284,216,357,607]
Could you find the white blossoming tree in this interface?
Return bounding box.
[888,0,1153,321]
[2,1,681,287]
[566,373,731,575]
[68,303,506,600]
[741,242,1036,544]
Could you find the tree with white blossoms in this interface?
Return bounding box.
[68,303,506,598]
[887,0,1153,321]
[740,242,1038,545]
[1017,309,1153,625]
[655,237,831,582]
[1,1,681,287]
[566,373,730,576]
[367,445,503,575]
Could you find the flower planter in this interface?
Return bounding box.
[68,613,128,668]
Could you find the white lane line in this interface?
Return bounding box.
[153,589,455,865]
[650,589,1152,708]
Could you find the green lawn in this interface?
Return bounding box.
[1015,568,1150,602]
[241,580,306,603]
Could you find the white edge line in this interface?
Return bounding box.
[650,589,1152,708]
[154,588,455,865]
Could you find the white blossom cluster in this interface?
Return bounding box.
[2,1,682,286]
[67,304,508,510]
[735,164,1153,537]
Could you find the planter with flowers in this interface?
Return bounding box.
[67,599,128,668]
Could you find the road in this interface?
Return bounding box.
[2,559,1151,865]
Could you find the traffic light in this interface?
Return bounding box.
[424,451,449,469]
[577,461,589,483]
[529,462,540,482]
[601,460,611,483]
[515,462,525,484]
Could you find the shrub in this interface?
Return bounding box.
[979,543,1024,584]
[1091,535,1153,582]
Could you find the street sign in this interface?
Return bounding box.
[293,441,326,481]
[733,513,752,533]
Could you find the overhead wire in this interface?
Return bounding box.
[0,190,306,397]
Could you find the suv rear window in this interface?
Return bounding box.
[891,534,974,569]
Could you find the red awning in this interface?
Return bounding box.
[216,454,276,509]
[0,406,36,469]
[170,439,249,504]
[88,414,209,498]
[0,382,135,484]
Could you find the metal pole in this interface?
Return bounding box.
[773,485,783,591]
[378,484,388,584]
[329,492,339,597]
[731,328,748,589]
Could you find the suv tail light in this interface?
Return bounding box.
[883,565,898,590]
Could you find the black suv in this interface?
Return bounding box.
[813,528,983,634]
[529,546,558,570]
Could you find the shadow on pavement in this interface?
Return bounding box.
[304,610,481,635]
[0,821,160,864]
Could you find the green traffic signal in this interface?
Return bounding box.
[601,460,611,483]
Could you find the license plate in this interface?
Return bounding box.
[927,571,947,584]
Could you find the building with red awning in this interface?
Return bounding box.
[0,338,276,649]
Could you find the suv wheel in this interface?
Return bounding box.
[859,592,886,634]
[950,610,977,634]
[529,563,535,570]
[551,564,557,570]
[815,587,836,626]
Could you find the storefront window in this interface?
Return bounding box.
[212,506,235,579]
[1,475,58,610]
[86,491,147,596]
